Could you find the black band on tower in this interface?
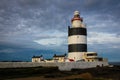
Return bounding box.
[68,27,87,36]
[68,44,87,52]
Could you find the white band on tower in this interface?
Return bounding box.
[68,35,87,44]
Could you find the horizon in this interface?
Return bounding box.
[0,0,120,62]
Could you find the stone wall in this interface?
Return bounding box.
[0,62,57,68]
[57,61,109,71]
[0,61,109,71]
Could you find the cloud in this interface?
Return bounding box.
[34,38,66,46]
[112,45,120,49]
[83,13,120,37]
[88,32,120,45]
[33,30,67,47]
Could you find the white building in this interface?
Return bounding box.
[32,55,44,62]
[53,54,67,62]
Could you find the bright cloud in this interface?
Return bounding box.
[34,38,66,46]
[88,32,120,44]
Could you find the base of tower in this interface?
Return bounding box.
[68,52,86,61]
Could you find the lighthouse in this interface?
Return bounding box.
[30,11,109,70]
[68,11,87,61]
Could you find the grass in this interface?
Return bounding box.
[0,66,120,80]
[0,66,59,79]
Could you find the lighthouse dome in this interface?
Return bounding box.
[74,11,80,15]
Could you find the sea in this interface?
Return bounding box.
[109,62,120,66]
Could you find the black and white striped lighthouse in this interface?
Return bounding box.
[68,11,87,61]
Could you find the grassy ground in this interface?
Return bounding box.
[0,66,120,80]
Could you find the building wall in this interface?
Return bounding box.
[53,57,65,62]
[32,58,41,62]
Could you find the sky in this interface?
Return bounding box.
[0,0,120,62]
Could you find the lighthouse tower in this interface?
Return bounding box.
[68,11,87,61]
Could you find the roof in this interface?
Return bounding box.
[32,55,42,58]
[86,57,103,59]
[53,54,66,57]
